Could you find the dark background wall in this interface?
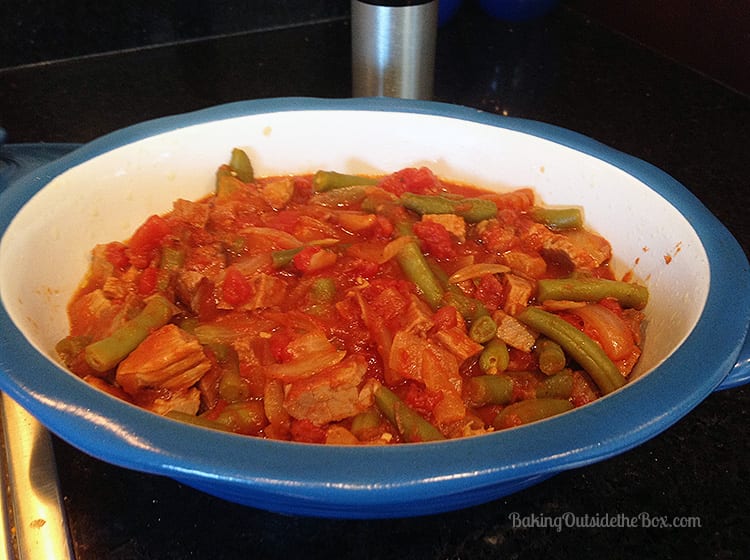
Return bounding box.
[1,0,748,96]
[0,0,349,68]
[565,0,749,97]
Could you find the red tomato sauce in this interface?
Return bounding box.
[55,158,647,444]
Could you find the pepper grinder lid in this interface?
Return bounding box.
[351,0,438,100]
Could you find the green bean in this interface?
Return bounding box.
[396,240,444,310]
[478,338,510,374]
[465,375,514,407]
[350,409,383,439]
[160,246,184,271]
[271,246,304,268]
[311,185,370,207]
[534,337,567,375]
[55,335,92,369]
[493,398,574,428]
[517,307,625,395]
[215,167,241,198]
[428,262,488,321]
[84,295,176,372]
[304,277,337,315]
[166,411,233,432]
[177,316,200,335]
[535,370,574,399]
[529,206,583,230]
[400,192,497,223]
[308,277,336,304]
[216,346,250,403]
[536,277,649,310]
[360,195,401,216]
[229,148,254,182]
[192,324,237,345]
[313,170,379,192]
[396,230,489,318]
[469,314,498,344]
[210,401,267,434]
[440,290,483,321]
[374,385,445,442]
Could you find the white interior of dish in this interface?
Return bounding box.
[0,110,709,382]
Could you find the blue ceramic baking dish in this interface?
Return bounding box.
[1,97,748,518]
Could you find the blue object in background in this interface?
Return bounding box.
[438,0,463,25]
[479,0,559,21]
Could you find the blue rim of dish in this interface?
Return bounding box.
[1,97,749,518]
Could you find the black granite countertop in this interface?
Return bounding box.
[1,3,749,559]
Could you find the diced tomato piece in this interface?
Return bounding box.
[131,215,171,249]
[137,266,159,296]
[345,258,380,279]
[400,382,443,418]
[104,242,130,270]
[378,167,439,196]
[474,274,505,311]
[128,215,171,268]
[222,266,252,306]
[292,246,319,272]
[365,280,412,324]
[431,304,458,333]
[292,246,337,273]
[413,220,456,259]
[269,329,295,362]
[290,419,327,443]
[372,215,394,238]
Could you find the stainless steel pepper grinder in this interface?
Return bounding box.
[351,0,438,100]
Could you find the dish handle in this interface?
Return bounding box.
[714,332,750,391]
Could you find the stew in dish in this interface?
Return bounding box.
[56,150,648,444]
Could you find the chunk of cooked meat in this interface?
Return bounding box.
[147,387,202,416]
[502,273,534,316]
[493,309,537,352]
[260,178,295,209]
[116,324,211,395]
[283,356,372,426]
[421,213,467,242]
[542,229,612,270]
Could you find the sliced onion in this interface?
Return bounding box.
[239,227,303,250]
[265,331,346,381]
[308,238,341,247]
[570,303,634,360]
[448,263,510,284]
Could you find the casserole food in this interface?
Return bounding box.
[1,97,748,517]
[55,157,649,443]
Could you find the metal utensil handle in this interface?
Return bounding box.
[0,393,74,560]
